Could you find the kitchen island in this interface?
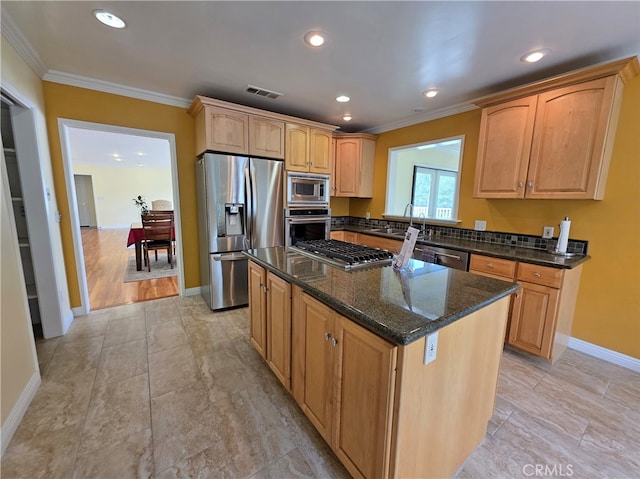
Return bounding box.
[245,247,519,478]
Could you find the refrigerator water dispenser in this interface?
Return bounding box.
[224,203,244,236]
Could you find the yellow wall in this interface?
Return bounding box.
[351,76,640,359]
[42,82,197,306]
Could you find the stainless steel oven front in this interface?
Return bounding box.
[285,208,331,246]
[286,172,329,207]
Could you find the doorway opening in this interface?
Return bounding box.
[59,120,184,313]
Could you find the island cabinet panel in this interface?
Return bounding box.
[390,296,510,479]
[265,272,291,389]
[248,261,267,359]
[249,116,285,159]
[293,287,336,443]
[333,317,397,479]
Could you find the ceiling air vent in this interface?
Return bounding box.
[245,85,283,100]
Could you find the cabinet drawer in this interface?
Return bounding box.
[516,262,562,288]
[469,255,516,278]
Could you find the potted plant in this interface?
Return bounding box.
[133,195,149,215]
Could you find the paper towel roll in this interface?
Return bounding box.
[556,218,571,254]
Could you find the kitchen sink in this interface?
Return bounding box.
[369,227,408,235]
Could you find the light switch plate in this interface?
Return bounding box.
[474,220,487,231]
[543,226,554,238]
[365,212,371,220]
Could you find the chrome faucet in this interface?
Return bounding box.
[403,203,414,228]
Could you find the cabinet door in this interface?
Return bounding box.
[330,135,337,196]
[249,117,285,159]
[357,233,402,253]
[473,96,537,198]
[343,231,358,244]
[309,129,332,174]
[266,272,292,390]
[330,231,345,241]
[526,76,618,199]
[335,138,361,196]
[509,281,559,359]
[333,316,397,479]
[298,293,335,443]
[248,261,267,359]
[285,124,310,172]
[206,107,249,155]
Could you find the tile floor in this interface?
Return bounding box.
[2,296,639,478]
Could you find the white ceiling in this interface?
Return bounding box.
[68,127,171,169]
[2,1,639,135]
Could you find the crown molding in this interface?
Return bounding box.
[1,11,48,77]
[362,102,479,135]
[42,70,192,108]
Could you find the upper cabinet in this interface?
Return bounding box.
[473,56,639,200]
[285,125,333,174]
[334,133,377,198]
[189,96,337,161]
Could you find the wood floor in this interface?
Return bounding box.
[81,228,178,310]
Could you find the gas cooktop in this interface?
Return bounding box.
[289,239,394,270]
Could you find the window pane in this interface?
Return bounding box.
[435,173,456,219]
[413,168,432,213]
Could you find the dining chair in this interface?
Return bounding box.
[146,210,175,255]
[151,199,172,210]
[141,213,174,272]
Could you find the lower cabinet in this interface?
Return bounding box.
[292,286,397,479]
[469,254,583,362]
[248,261,292,390]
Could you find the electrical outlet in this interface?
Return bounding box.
[365,212,371,220]
[474,220,487,231]
[424,332,439,365]
[543,226,554,238]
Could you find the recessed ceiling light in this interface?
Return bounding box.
[114,157,123,162]
[423,90,438,98]
[93,10,126,29]
[137,152,144,156]
[342,115,352,121]
[521,48,551,63]
[304,31,326,47]
[336,95,350,103]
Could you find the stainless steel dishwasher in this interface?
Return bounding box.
[412,244,469,271]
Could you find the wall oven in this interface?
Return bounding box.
[286,172,329,207]
[285,208,331,246]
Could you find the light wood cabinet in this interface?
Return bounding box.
[357,233,402,253]
[249,261,292,389]
[292,288,396,478]
[266,272,291,389]
[285,124,333,174]
[469,254,517,279]
[509,262,583,361]
[249,116,285,159]
[248,261,267,358]
[330,231,345,241]
[473,57,639,200]
[335,134,377,197]
[188,95,337,158]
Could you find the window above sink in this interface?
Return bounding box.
[384,136,464,224]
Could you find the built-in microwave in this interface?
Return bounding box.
[286,172,329,207]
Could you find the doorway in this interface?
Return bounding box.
[58,120,184,313]
[74,174,97,227]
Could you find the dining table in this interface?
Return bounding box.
[126,222,175,271]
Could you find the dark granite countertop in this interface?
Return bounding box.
[337,225,590,269]
[245,247,519,346]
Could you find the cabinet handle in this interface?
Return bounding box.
[527,181,533,188]
[324,332,332,341]
[532,272,541,278]
[515,292,520,299]
[331,338,338,347]
[518,181,524,188]
[486,263,494,268]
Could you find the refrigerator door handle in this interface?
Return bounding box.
[212,253,247,262]
[244,165,253,249]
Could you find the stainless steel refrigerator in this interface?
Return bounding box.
[196,153,284,310]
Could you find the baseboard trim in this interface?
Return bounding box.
[71,306,85,317]
[0,371,41,457]
[568,337,640,373]
[184,287,202,297]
